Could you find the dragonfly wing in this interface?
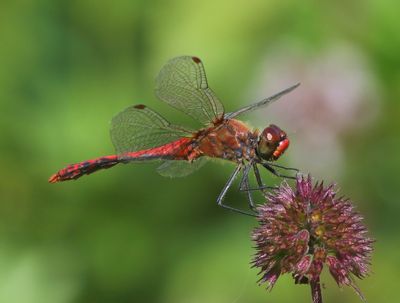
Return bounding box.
[155,56,224,125]
[156,157,208,178]
[224,83,300,119]
[110,104,193,154]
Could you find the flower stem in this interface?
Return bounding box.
[310,278,322,303]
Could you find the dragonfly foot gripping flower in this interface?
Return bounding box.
[252,175,373,302]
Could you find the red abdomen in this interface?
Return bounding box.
[49,155,119,183]
[49,137,197,183]
[120,137,195,161]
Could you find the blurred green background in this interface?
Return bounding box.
[1,0,399,302]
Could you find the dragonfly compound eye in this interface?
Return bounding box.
[257,125,289,161]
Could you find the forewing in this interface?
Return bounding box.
[156,157,208,178]
[110,104,193,154]
[224,83,300,119]
[155,56,224,125]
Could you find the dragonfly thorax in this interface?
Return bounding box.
[257,124,289,161]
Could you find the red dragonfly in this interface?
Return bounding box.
[49,56,299,216]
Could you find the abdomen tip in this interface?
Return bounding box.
[48,174,60,183]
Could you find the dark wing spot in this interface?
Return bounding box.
[192,56,201,64]
[134,104,146,109]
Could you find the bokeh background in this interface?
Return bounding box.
[1,0,399,302]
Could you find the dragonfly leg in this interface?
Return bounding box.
[267,162,299,173]
[253,163,279,194]
[238,164,257,211]
[239,164,278,192]
[216,165,257,217]
[263,163,297,180]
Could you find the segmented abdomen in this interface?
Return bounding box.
[119,137,195,161]
[49,137,196,183]
[49,155,119,183]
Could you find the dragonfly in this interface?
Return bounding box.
[49,56,299,216]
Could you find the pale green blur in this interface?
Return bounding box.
[0,0,399,302]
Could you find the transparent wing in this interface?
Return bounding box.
[224,83,300,119]
[110,104,193,154]
[156,157,208,178]
[155,56,225,125]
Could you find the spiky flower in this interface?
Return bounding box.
[252,175,373,302]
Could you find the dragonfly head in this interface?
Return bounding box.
[257,124,289,161]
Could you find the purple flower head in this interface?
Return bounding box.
[252,175,373,302]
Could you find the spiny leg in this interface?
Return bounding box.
[263,162,297,180]
[239,163,278,192]
[253,163,278,195]
[267,162,299,173]
[238,164,257,211]
[216,165,257,217]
